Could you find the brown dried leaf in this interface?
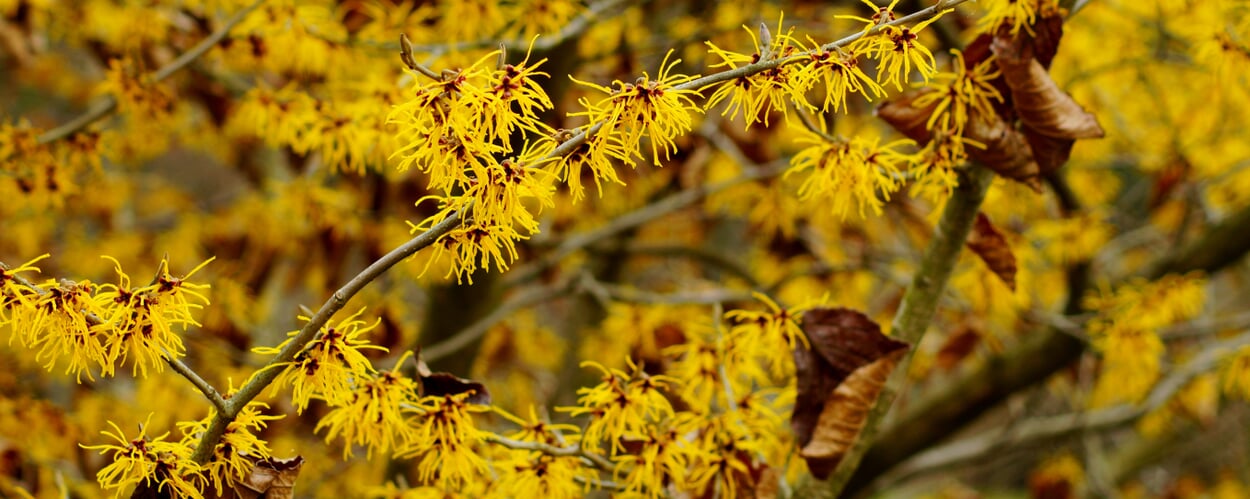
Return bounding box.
[791,308,909,479]
[874,90,940,145]
[1029,12,1067,70]
[236,456,304,499]
[966,213,1018,291]
[964,112,1042,190]
[420,372,491,405]
[992,36,1104,141]
[1022,128,1076,176]
[936,327,982,371]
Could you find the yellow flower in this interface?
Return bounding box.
[978,0,1054,36]
[252,307,388,412]
[81,415,203,498]
[96,256,212,377]
[401,393,493,489]
[178,402,283,495]
[850,7,948,91]
[912,49,1004,136]
[572,49,702,165]
[314,357,419,459]
[704,16,812,127]
[614,424,707,498]
[543,127,631,201]
[797,42,884,114]
[25,280,113,382]
[560,360,677,453]
[0,254,48,330]
[786,129,912,219]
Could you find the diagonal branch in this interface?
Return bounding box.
[190,208,466,463]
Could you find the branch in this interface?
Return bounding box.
[190,209,465,464]
[577,272,757,305]
[530,0,971,171]
[822,165,995,494]
[585,242,763,288]
[165,356,229,414]
[484,433,615,471]
[36,0,265,145]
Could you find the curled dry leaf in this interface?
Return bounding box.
[875,90,939,145]
[420,372,492,405]
[964,112,1043,190]
[966,212,1018,291]
[791,308,909,479]
[936,326,982,371]
[236,456,304,499]
[992,33,1103,175]
[414,348,491,404]
[876,86,1041,190]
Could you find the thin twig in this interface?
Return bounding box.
[485,433,615,471]
[579,276,756,306]
[165,355,229,414]
[190,209,466,464]
[36,0,265,145]
[586,242,763,289]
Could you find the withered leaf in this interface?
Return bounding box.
[874,90,940,145]
[964,112,1043,190]
[420,372,491,405]
[992,36,1104,142]
[1029,12,1067,70]
[792,308,909,479]
[236,456,304,499]
[936,327,982,371]
[966,212,1018,291]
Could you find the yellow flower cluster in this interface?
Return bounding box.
[1,255,212,382]
[1084,273,1207,406]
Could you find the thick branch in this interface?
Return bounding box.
[823,165,995,494]
[36,0,265,145]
